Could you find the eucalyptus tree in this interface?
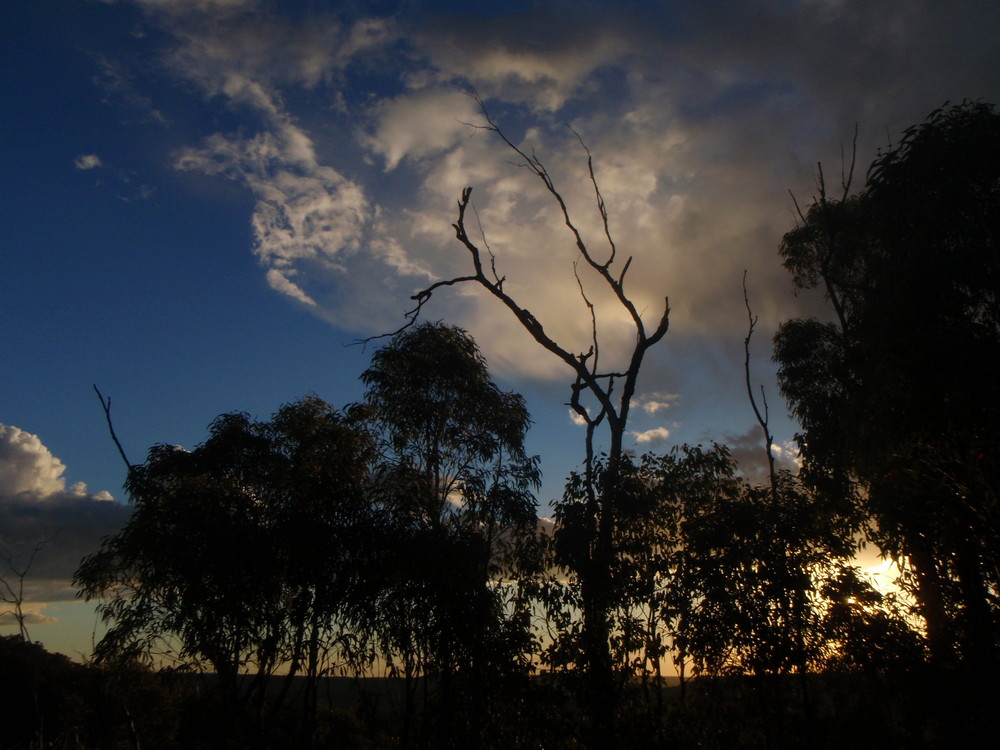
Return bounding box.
[75,396,377,745]
[774,101,1000,669]
[361,322,540,749]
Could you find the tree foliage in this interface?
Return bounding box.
[361,322,540,749]
[75,396,377,743]
[774,100,1000,669]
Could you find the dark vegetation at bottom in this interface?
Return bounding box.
[3,636,994,750]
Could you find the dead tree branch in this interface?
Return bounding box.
[93,385,132,470]
[0,538,48,642]
[413,94,667,445]
[743,271,777,497]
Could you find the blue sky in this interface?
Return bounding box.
[3,0,999,655]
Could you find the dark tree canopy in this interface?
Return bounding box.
[774,100,1000,669]
[75,396,377,744]
[361,322,540,749]
[77,332,545,749]
[361,322,538,532]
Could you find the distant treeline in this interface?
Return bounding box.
[1,634,987,749]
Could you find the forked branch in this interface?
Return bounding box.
[364,102,670,459]
[0,538,48,642]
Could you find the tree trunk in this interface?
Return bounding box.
[955,535,997,672]
[907,535,955,666]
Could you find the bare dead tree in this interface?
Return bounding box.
[786,124,859,336]
[400,101,669,465]
[0,539,48,642]
[373,98,671,749]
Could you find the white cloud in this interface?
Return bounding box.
[366,88,482,170]
[768,440,803,468]
[0,425,128,610]
[157,15,431,326]
[392,118,683,380]
[568,409,588,427]
[74,154,103,170]
[0,425,68,497]
[265,269,316,306]
[637,392,680,416]
[155,5,393,94]
[175,123,371,307]
[631,426,671,445]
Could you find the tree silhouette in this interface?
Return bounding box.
[774,101,1000,672]
[361,323,540,749]
[75,396,376,747]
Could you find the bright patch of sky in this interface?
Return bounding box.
[2,0,999,655]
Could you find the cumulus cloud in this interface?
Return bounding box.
[74,154,104,170]
[0,600,58,629]
[636,392,680,416]
[115,0,1000,382]
[0,425,130,613]
[0,425,69,498]
[631,426,671,445]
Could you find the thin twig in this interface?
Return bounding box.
[93,385,132,469]
[742,272,777,497]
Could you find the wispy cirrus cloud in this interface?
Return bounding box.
[144,4,430,331]
[173,109,371,310]
[90,54,168,125]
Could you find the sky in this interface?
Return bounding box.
[2,0,999,657]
